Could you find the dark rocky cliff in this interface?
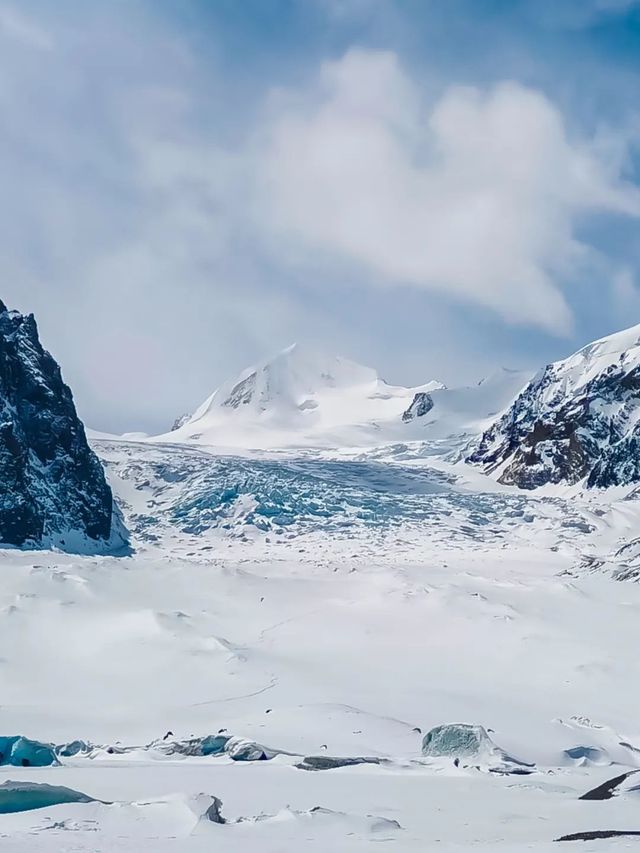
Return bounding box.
[468,325,640,489]
[0,300,114,546]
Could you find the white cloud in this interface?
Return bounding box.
[255,49,640,334]
[2,6,640,431]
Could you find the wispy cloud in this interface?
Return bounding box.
[254,49,640,334]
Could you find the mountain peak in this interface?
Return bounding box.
[161,344,444,448]
[191,344,382,424]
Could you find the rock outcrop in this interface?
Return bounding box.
[468,324,640,489]
[0,300,114,546]
[170,412,191,431]
[402,391,434,422]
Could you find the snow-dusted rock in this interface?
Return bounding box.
[0,300,115,546]
[402,391,434,422]
[170,413,191,432]
[469,324,640,489]
[191,794,226,824]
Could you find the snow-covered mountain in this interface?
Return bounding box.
[159,344,532,452]
[163,343,444,448]
[469,323,640,489]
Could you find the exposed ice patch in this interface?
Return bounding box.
[296,755,384,771]
[0,736,57,767]
[421,723,533,772]
[563,745,611,767]
[149,733,231,758]
[0,781,97,814]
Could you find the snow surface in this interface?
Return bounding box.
[2,425,640,850]
[546,322,640,391]
[6,340,640,851]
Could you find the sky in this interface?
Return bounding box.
[2,0,640,433]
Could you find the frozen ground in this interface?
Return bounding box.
[2,437,640,850]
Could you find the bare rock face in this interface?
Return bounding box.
[0,300,114,546]
[170,412,191,431]
[402,392,434,423]
[468,324,640,489]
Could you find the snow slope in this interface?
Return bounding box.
[393,367,532,458]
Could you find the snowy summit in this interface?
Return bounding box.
[164,342,444,448]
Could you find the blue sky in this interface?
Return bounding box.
[2,0,640,432]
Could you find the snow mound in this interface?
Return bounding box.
[563,745,611,767]
[579,535,640,581]
[237,805,401,838]
[225,736,274,761]
[555,717,640,768]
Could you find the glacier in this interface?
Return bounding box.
[97,440,596,548]
[6,328,640,851]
